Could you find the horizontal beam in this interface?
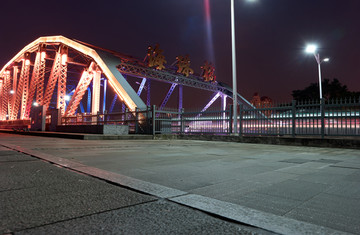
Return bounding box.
[117,62,227,94]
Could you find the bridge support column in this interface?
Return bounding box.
[1,71,10,120]
[102,78,107,113]
[178,85,183,113]
[222,94,227,130]
[12,56,31,120]
[0,79,4,120]
[87,87,91,112]
[56,46,68,116]
[92,71,101,124]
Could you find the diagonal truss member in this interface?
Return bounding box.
[43,46,68,114]
[65,62,97,116]
[0,71,10,120]
[159,83,177,110]
[24,46,46,118]
[11,58,30,120]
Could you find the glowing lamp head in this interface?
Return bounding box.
[33,102,39,107]
[305,44,317,54]
[25,59,30,66]
[10,90,15,94]
[323,58,330,62]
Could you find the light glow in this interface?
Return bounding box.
[305,44,317,54]
[65,95,71,101]
[203,0,216,66]
[33,102,39,107]
[25,59,30,66]
[10,90,15,94]
[61,54,67,65]
[41,51,46,61]
[323,58,330,62]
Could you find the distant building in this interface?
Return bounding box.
[251,93,273,116]
[251,93,273,108]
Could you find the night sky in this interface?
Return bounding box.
[1,0,359,103]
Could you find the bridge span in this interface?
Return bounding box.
[0,36,253,124]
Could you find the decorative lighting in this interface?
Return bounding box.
[41,51,46,61]
[61,54,67,65]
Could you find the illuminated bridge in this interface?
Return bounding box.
[0,36,253,129]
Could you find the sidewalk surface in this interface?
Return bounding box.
[1,133,359,234]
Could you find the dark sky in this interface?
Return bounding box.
[1,0,359,102]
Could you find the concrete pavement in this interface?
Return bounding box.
[0,139,271,235]
[1,133,359,234]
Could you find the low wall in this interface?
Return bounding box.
[56,124,129,135]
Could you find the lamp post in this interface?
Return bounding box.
[231,0,238,134]
[230,0,256,134]
[305,44,329,100]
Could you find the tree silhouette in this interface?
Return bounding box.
[292,78,360,101]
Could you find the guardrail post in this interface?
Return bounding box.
[125,108,128,123]
[180,108,185,134]
[97,111,100,125]
[229,105,233,134]
[321,98,325,139]
[239,104,243,136]
[135,108,139,134]
[292,100,296,137]
[152,105,156,137]
[104,110,107,125]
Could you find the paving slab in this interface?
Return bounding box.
[286,193,360,234]
[254,179,330,201]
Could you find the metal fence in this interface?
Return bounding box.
[59,98,360,138]
[154,107,231,135]
[240,98,360,137]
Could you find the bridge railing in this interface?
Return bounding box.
[239,98,360,138]
[58,97,360,138]
[153,107,231,135]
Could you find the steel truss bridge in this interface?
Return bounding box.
[0,36,253,124]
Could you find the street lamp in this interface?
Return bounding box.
[231,0,256,134]
[230,0,237,134]
[305,44,329,100]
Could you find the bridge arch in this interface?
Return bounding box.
[0,35,253,122]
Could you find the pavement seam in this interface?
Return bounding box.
[13,199,160,234]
